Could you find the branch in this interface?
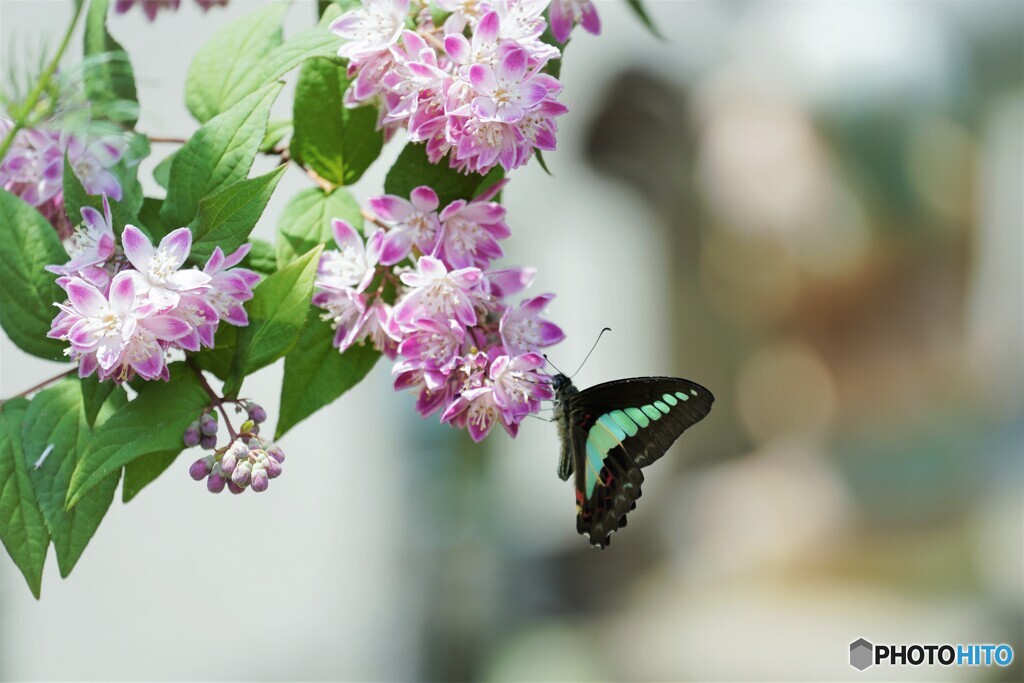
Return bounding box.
[186,357,238,441]
[0,1,85,162]
[0,368,77,407]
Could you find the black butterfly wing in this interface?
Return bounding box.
[566,377,714,547]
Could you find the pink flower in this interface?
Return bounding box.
[313,287,367,352]
[489,351,553,421]
[438,195,511,269]
[202,244,259,327]
[121,225,211,308]
[367,186,442,265]
[441,383,513,441]
[499,293,565,354]
[331,0,410,64]
[397,317,466,375]
[115,0,230,21]
[64,134,125,201]
[0,124,63,207]
[549,0,600,43]
[467,47,550,123]
[394,256,484,330]
[316,220,383,295]
[49,273,190,381]
[45,195,116,280]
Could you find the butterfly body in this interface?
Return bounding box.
[552,374,714,548]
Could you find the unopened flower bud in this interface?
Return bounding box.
[247,438,262,450]
[266,444,285,463]
[240,419,255,434]
[199,413,218,437]
[183,421,201,447]
[227,480,245,495]
[265,456,283,479]
[248,449,265,465]
[200,434,218,450]
[231,460,252,487]
[247,403,267,424]
[189,456,213,481]
[221,450,238,474]
[250,465,269,492]
[205,473,226,493]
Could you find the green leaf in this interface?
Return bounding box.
[0,398,49,599]
[257,22,344,88]
[62,155,142,239]
[22,381,121,577]
[185,3,289,123]
[152,150,175,190]
[384,143,494,207]
[137,197,169,239]
[241,238,277,277]
[188,164,287,264]
[0,189,68,361]
[224,245,323,396]
[292,57,383,186]
[276,186,362,268]
[122,450,180,503]
[83,0,139,127]
[624,0,665,40]
[277,312,379,438]
[161,83,283,229]
[67,370,208,508]
[80,374,117,428]
[261,119,292,153]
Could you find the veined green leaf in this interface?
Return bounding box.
[276,186,362,268]
[0,398,49,598]
[224,246,323,396]
[277,312,379,438]
[160,83,282,228]
[0,189,68,361]
[185,3,289,123]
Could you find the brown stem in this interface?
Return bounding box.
[1,368,76,406]
[186,357,238,441]
[146,135,188,144]
[305,166,336,193]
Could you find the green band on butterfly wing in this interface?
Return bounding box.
[662,393,678,406]
[608,410,639,437]
[641,404,662,420]
[625,407,650,427]
[585,440,602,497]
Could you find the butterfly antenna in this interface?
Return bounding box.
[542,353,566,376]
[570,327,611,379]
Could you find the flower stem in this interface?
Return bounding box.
[0,1,85,163]
[0,368,77,406]
[186,357,238,441]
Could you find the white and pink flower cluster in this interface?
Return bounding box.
[313,182,564,441]
[46,198,259,383]
[0,114,126,235]
[332,0,599,175]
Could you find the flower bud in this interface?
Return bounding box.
[182,421,201,447]
[220,449,237,474]
[247,438,262,450]
[240,419,255,434]
[200,434,218,450]
[226,480,245,495]
[266,444,285,463]
[248,449,265,465]
[250,465,269,493]
[231,460,252,487]
[265,456,283,479]
[189,456,213,481]
[199,413,218,437]
[247,403,267,424]
[207,470,226,494]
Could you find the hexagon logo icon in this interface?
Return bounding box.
[850,638,874,671]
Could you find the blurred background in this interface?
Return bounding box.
[1,0,1022,680]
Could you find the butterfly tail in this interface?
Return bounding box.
[577,446,644,548]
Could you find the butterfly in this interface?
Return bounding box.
[552,374,714,548]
